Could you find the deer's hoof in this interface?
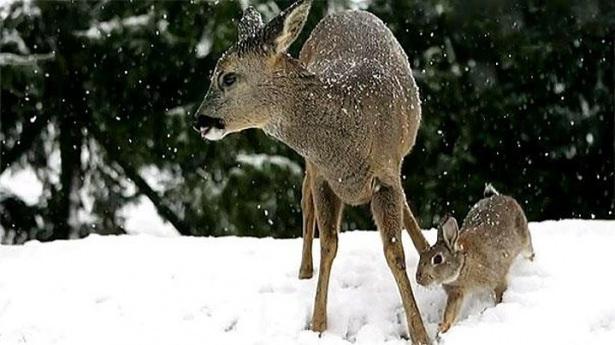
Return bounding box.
[311,317,327,333]
[438,322,451,333]
[298,267,313,280]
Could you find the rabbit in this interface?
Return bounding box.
[415,184,534,333]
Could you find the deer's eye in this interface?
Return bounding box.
[218,72,237,89]
[432,253,444,265]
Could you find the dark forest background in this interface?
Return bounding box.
[1,0,613,243]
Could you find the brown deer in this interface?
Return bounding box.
[193,1,431,343]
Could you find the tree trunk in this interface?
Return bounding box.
[53,114,81,240]
[87,124,193,236]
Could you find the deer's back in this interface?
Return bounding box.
[299,10,421,162]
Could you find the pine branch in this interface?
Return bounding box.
[0,52,55,66]
[0,113,49,174]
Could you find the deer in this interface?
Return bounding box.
[193,1,431,343]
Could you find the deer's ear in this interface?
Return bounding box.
[263,0,312,54]
[238,6,264,42]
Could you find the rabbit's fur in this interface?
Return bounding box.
[416,185,534,333]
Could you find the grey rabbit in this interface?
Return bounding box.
[416,184,534,333]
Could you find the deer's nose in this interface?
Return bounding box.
[192,115,225,133]
[193,115,212,132]
[193,115,205,131]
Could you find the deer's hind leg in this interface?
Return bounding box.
[299,164,316,279]
[311,177,343,332]
[372,179,430,345]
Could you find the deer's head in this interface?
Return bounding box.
[193,0,312,141]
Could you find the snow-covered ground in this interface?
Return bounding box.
[0,219,613,345]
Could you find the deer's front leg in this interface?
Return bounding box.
[299,165,316,279]
[372,181,430,345]
[311,178,343,332]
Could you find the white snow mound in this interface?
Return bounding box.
[0,219,614,345]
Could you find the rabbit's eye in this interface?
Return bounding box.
[432,253,444,265]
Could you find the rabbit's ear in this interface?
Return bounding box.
[438,216,459,251]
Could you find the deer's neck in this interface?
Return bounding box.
[265,76,339,158]
[263,75,359,163]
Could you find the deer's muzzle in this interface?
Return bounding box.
[193,115,227,141]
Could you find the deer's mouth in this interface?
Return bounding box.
[193,115,227,141]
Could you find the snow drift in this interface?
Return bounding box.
[0,220,613,345]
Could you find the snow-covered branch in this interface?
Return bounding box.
[0,51,55,66]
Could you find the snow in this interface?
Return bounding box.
[0,219,613,345]
[118,195,179,237]
[139,165,182,194]
[1,28,30,54]
[196,33,213,58]
[0,0,39,21]
[0,167,43,205]
[74,14,152,40]
[236,152,303,175]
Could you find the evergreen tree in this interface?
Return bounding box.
[1,0,613,242]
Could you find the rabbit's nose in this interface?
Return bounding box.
[416,272,431,286]
[416,272,425,284]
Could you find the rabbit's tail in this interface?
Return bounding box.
[483,183,500,198]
